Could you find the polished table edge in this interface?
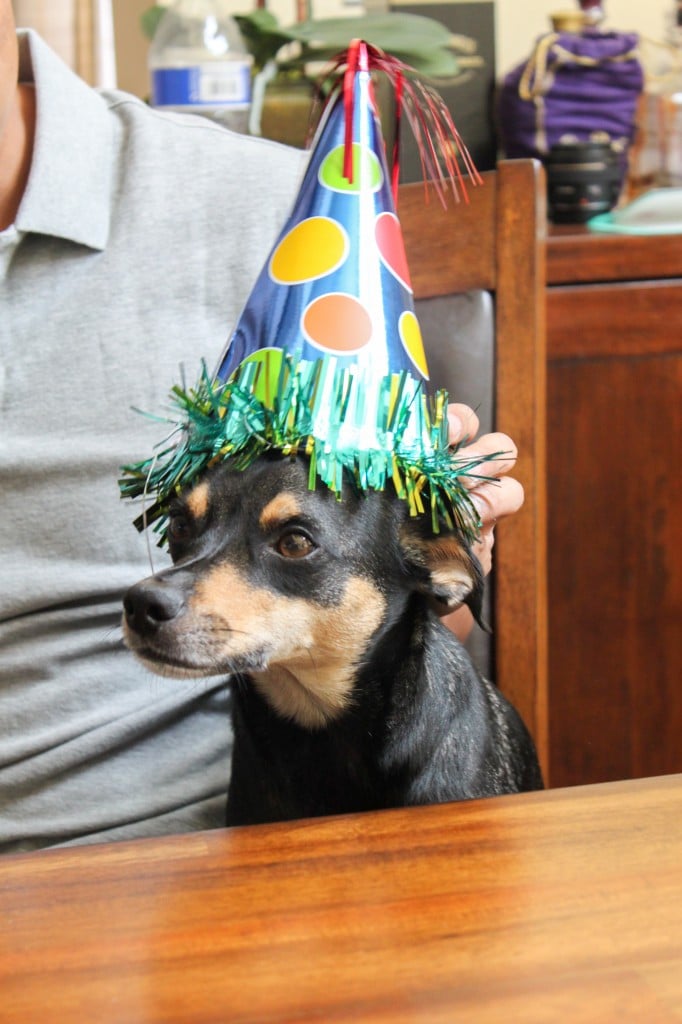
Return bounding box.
[2,772,680,868]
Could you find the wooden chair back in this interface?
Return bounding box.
[399,159,549,776]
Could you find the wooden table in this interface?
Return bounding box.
[1,775,681,1022]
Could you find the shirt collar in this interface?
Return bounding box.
[14,29,112,250]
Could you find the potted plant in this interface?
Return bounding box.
[141,4,479,145]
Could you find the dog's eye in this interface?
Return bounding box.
[276,531,315,559]
[167,512,193,545]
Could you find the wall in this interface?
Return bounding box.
[111,0,149,94]
[13,0,76,67]
[496,0,671,73]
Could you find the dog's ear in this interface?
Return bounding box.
[399,521,485,625]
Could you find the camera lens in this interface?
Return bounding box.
[546,141,622,223]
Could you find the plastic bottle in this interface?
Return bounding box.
[148,0,253,133]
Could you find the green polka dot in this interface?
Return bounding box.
[242,348,284,409]
[319,144,383,193]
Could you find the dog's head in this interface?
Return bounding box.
[123,455,482,727]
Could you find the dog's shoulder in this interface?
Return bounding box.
[381,615,543,801]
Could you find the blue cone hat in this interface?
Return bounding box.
[120,41,485,542]
[215,53,428,386]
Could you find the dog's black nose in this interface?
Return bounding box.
[123,578,186,635]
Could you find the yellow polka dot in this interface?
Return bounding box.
[270,218,349,284]
[399,311,429,380]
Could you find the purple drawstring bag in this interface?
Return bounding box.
[497,31,644,179]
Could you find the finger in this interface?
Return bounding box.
[471,524,495,577]
[470,476,525,525]
[457,432,518,484]
[447,404,480,446]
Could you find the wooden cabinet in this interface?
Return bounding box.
[546,227,682,787]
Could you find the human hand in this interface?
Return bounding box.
[447,403,524,578]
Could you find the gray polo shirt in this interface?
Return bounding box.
[0,30,305,852]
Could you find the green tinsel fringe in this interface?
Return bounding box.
[119,354,497,545]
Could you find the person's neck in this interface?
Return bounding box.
[0,83,36,231]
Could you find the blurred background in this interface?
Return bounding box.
[11,0,672,95]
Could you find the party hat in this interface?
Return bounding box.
[120,41,487,542]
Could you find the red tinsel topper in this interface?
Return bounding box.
[316,39,482,207]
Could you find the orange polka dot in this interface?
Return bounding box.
[302,294,372,354]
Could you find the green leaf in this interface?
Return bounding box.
[286,13,453,50]
[140,5,167,41]
[234,12,292,71]
[282,14,460,78]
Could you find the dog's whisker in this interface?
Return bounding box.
[141,451,160,575]
[302,643,320,680]
[102,624,123,645]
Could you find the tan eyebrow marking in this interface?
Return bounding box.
[259,493,302,532]
[186,481,210,520]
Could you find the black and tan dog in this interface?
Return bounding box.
[123,454,542,826]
